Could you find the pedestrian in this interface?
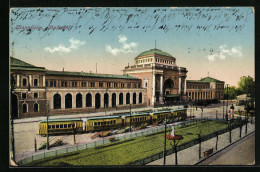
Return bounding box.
[196,106,197,110]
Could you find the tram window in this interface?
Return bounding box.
[98,122,100,125]
[60,125,63,128]
[56,125,59,128]
[48,125,51,129]
[72,124,75,128]
[64,124,67,128]
[114,120,116,124]
[110,121,112,124]
[68,124,72,128]
[52,125,55,129]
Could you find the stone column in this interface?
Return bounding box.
[101,92,104,108]
[152,73,156,105]
[159,75,164,103]
[109,93,113,108]
[49,93,53,110]
[72,93,76,108]
[130,92,132,105]
[29,75,32,86]
[116,93,120,106]
[184,79,187,94]
[123,93,126,105]
[17,74,20,87]
[82,93,86,108]
[178,77,181,94]
[61,93,65,109]
[92,92,95,108]
[43,76,45,87]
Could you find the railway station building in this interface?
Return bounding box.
[10,48,224,119]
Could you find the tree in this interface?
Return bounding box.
[224,86,237,100]
[237,76,255,96]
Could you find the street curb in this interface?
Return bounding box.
[194,131,255,165]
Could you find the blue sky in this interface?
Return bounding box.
[10,7,254,86]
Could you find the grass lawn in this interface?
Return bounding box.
[26,120,227,166]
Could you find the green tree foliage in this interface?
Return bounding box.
[224,86,237,99]
[223,76,255,101]
[237,76,255,96]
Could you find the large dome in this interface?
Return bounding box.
[135,48,174,59]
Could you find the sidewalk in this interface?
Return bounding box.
[197,132,255,165]
[147,122,255,165]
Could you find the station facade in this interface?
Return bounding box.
[10,48,224,118]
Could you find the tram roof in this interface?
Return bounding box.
[86,115,122,120]
[39,118,82,123]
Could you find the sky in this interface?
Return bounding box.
[10,7,254,86]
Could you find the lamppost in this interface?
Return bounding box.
[10,75,16,163]
[129,104,132,132]
[223,100,225,119]
[225,84,229,121]
[46,100,49,150]
[163,117,167,165]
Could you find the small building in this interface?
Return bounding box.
[186,77,225,101]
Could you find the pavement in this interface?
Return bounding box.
[147,121,255,165]
[197,132,255,165]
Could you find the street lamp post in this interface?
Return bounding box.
[130,104,132,132]
[225,84,229,121]
[198,134,201,159]
[223,100,225,119]
[163,117,167,165]
[46,100,49,150]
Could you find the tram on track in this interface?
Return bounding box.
[38,107,187,136]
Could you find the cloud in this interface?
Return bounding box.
[207,45,242,61]
[45,38,86,53]
[106,35,138,56]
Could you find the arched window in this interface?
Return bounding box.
[104,93,109,108]
[76,93,82,108]
[119,93,123,105]
[126,93,130,104]
[53,94,61,109]
[22,78,27,87]
[139,92,142,104]
[34,78,38,87]
[86,93,92,107]
[95,93,101,109]
[133,93,136,104]
[112,93,116,107]
[65,93,72,109]
[34,103,39,112]
[22,103,27,113]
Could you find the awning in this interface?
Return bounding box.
[165,94,180,98]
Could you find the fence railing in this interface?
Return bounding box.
[128,118,251,165]
[17,118,241,166]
